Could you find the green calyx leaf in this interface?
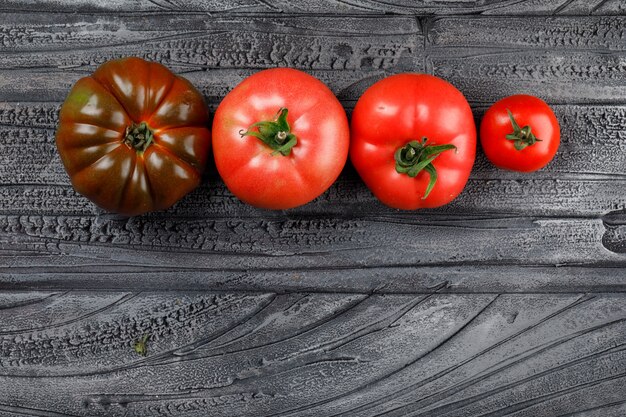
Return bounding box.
[394,137,456,199]
[239,108,297,156]
[123,121,154,154]
[133,334,149,357]
[505,109,542,151]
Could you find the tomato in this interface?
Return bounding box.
[350,73,476,210]
[56,57,211,216]
[212,68,349,210]
[480,95,560,172]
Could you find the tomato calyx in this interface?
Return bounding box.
[394,138,456,199]
[123,121,154,153]
[505,109,542,151]
[239,108,298,156]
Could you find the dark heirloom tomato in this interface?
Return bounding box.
[212,68,349,210]
[350,74,476,210]
[56,57,211,216]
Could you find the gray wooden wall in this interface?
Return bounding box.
[0,0,625,416]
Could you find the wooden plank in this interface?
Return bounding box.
[0,12,420,104]
[1,262,626,293]
[0,215,614,263]
[0,0,622,15]
[0,215,614,267]
[1,213,625,292]
[428,16,626,51]
[480,0,626,15]
[427,16,626,104]
[0,292,624,416]
[0,12,421,71]
[2,264,626,293]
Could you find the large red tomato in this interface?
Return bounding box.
[350,73,476,210]
[56,57,211,216]
[480,95,560,172]
[212,68,349,209]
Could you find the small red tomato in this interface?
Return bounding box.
[350,73,476,210]
[480,95,560,172]
[212,68,349,210]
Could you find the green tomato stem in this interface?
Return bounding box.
[239,108,297,156]
[394,138,456,199]
[505,109,542,151]
[123,121,154,154]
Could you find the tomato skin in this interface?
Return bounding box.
[56,57,211,216]
[480,95,560,172]
[350,73,476,210]
[212,68,349,210]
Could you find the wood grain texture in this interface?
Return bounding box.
[0,292,625,416]
[0,12,421,104]
[0,212,625,293]
[1,0,624,15]
[427,16,626,105]
[0,101,625,290]
[1,1,625,415]
[0,12,625,290]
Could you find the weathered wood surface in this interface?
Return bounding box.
[1,0,624,15]
[0,12,625,290]
[1,292,626,416]
[0,1,625,416]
